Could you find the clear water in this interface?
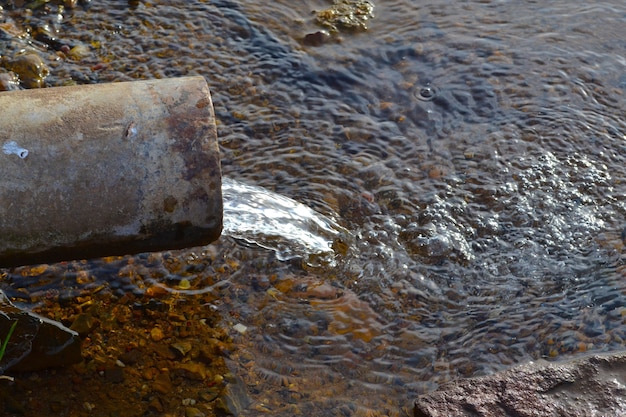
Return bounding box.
[222,177,349,265]
[2,0,626,415]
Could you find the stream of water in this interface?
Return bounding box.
[222,177,348,265]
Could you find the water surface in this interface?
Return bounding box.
[2,0,626,415]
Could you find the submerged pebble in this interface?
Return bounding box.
[303,30,332,46]
[185,407,205,417]
[5,52,49,88]
[0,71,19,91]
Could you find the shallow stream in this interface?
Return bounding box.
[1,0,626,415]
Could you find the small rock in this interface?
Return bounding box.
[5,52,49,88]
[215,374,252,415]
[0,71,19,91]
[152,371,172,395]
[150,343,177,359]
[67,44,91,60]
[119,348,142,365]
[148,397,163,413]
[176,362,207,381]
[70,313,99,337]
[150,327,165,342]
[182,398,196,406]
[113,305,132,324]
[303,30,331,46]
[233,323,247,334]
[185,407,205,417]
[200,388,220,403]
[49,400,64,413]
[197,344,220,365]
[142,367,159,381]
[104,367,124,384]
[146,285,168,298]
[171,341,193,358]
[315,0,375,33]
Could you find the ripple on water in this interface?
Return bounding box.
[1,0,626,415]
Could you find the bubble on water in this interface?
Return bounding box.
[415,84,438,101]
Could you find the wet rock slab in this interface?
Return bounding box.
[414,351,626,417]
[0,290,81,373]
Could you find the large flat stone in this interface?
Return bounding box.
[0,290,82,373]
[414,352,626,417]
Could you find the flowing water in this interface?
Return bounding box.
[222,177,349,265]
[2,0,626,415]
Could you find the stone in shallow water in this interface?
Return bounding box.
[215,370,252,416]
[303,30,332,47]
[414,351,626,417]
[176,361,208,381]
[152,371,173,395]
[185,407,206,417]
[0,290,82,373]
[5,52,50,88]
[69,313,99,337]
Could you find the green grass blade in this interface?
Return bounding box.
[0,320,18,363]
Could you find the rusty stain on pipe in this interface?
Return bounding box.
[0,76,222,267]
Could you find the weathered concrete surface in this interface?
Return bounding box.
[0,76,222,267]
[414,352,626,417]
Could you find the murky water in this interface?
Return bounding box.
[2,0,626,415]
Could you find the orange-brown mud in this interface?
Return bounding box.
[0,260,235,417]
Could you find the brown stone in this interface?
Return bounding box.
[118,348,142,366]
[150,327,165,342]
[70,313,99,337]
[148,396,164,413]
[185,407,206,417]
[303,31,331,47]
[176,362,208,381]
[104,367,125,384]
[215,371,252,416]
[153,371,173,395]
[149,343,177,360]
[413,351,626,417]
[171,341,193,358]
[142,367,159,381]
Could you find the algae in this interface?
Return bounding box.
[315,0,375,33]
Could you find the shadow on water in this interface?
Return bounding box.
[1,0,626,415]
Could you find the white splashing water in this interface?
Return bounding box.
[222,177,348,264]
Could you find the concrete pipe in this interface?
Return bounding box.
[0,76,222,267]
